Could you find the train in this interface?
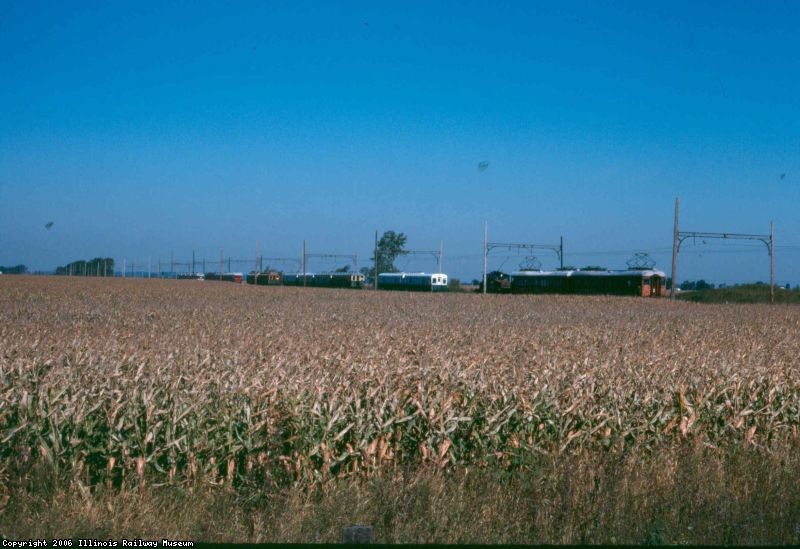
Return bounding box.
[509,269,666,297]
[377,272,449,292]
[281,272,366,289]
[180,265,666,298]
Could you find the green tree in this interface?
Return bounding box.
[0,264,27,274]
[55,257,114,277]
[372,230,407,275]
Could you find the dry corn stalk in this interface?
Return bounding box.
[1,277,799,489]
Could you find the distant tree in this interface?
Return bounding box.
[370,231,408,276]
[56,257,114,277]
[334,265,351,273]
[0,264,27,274]
[680,279,715,291]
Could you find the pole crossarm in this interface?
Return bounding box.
[399,250,440,259]
[400,250,442,271]
[486,242,563,264]
[677,231,772,253]
[258,257,302,268]
[305,253,358,271]
[389,249,443,271]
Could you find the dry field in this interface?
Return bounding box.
[2,276,800,543]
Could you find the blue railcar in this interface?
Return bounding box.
[377,272,449,292]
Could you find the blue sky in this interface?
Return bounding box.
[1,1,798,284]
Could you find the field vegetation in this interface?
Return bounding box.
[2,277,800,543]
[677,283,800,304]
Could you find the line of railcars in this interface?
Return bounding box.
[377,272,449,292]
[241,270,448,291]
[203,272,244,283]
[182,266,665,298]
[280,272,367,289]
[509,269,666,297]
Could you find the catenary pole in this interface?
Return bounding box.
[483,221,488,295]
[770,220,775,305]
[670,197,679,300]
[374,230,379,290]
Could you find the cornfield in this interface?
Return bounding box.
[2,276,799,494]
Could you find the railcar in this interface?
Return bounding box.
[246,270,283,285]
[510,269,665,297]
[282,272,365,288]
[204,272,244,283]
[377,272,449,292]
[281,273,311,286]
[177,273,204,280]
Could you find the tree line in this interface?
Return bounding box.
[55,258,115,277]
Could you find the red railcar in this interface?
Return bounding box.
[510,269,666,297]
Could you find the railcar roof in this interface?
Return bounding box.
[511,269,666,277]
[378,272,448,277]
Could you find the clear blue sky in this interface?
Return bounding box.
[1,1,798,284]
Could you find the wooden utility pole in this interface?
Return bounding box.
[770,220,775,305]
[438,241,443,272]
[302,240,307,287]
[670,197,679,300]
